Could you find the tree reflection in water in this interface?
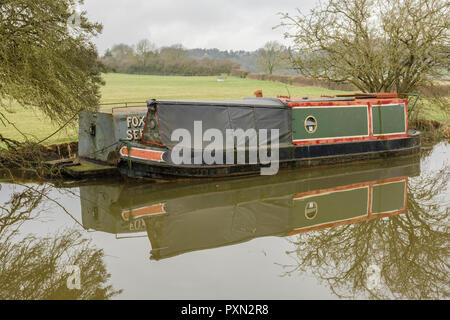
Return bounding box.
[281,166,449,299]
[0,185,122,300]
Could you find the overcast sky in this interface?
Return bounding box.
[81,0,318,54]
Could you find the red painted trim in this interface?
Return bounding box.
[372,176,408,186]
[120,146,165,162]
[404,101,409,133]
[141,139,165,147]
[293,181,370,200]
[288,98,405,108]
[292,133,409,146]
[370,93,399,99]
[372,133,409,140]
[122,203,166,221]
[368,102,373,138]
[288,210,405,236]
[293,136,371,146]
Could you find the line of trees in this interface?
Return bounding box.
[102,40,299,76]
[101,40,240,76]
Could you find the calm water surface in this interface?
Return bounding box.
[0,142,448,299]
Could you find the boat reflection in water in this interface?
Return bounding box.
[81,157,420,260]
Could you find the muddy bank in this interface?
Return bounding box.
[410,119,450,143]
[0,141,79,180]
[0,142,77,167]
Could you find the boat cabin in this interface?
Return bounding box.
[117,93,419,179]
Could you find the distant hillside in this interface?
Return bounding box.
[187,48,259,73]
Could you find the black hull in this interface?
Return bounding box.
[119,131,421,179]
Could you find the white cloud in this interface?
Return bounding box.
[81,0,318,53]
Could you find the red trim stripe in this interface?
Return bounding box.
[287,98,406,108]
[288,210,405,236]
[292,133,409,146]
[368,102,373,138]
[293,181,370,200]
[122,203,166,221]
[120,146,165,162]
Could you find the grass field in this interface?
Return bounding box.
[100,73,348,102]
[415,99,449,122]
[1,74,349,145]
[1,73,447,145]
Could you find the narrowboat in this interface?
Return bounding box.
[81,157,420,260]
[117,93,420,179]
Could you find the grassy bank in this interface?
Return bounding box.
[412,99,449,122]
[1,73,448,145]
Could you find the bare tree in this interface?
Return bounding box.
[0,187,122,300]
[160,44,188,61]
[256,41,288,75]
[279,166,450,299]
[110,43,135,59]
[0,0,104,125]
[279,0,450,93]
[136,39,157,67]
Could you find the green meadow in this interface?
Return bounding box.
[100,73,347,102]
[1,73,447,145]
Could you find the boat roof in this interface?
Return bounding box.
[149,98,288,108]
[95,93,404,113]
[149,93,404,109]
[99,106,147,114]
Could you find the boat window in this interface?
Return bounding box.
[305,201,318,220]
[304,116,317,134]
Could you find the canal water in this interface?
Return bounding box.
[0,142,448,300]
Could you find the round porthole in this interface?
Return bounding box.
[304,116,317,134]
[305,201,318,220]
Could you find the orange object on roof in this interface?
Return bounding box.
[254,90,263,98]
[370,92,398,99]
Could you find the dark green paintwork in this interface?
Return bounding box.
[371,181,406,213]
[292,106,369,141]
[372,104,406,135]
[292,187,369,229]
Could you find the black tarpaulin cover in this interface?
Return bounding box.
[154,98,292,149]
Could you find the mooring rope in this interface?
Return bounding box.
[37,111,80,145]
[83,141,120,158]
